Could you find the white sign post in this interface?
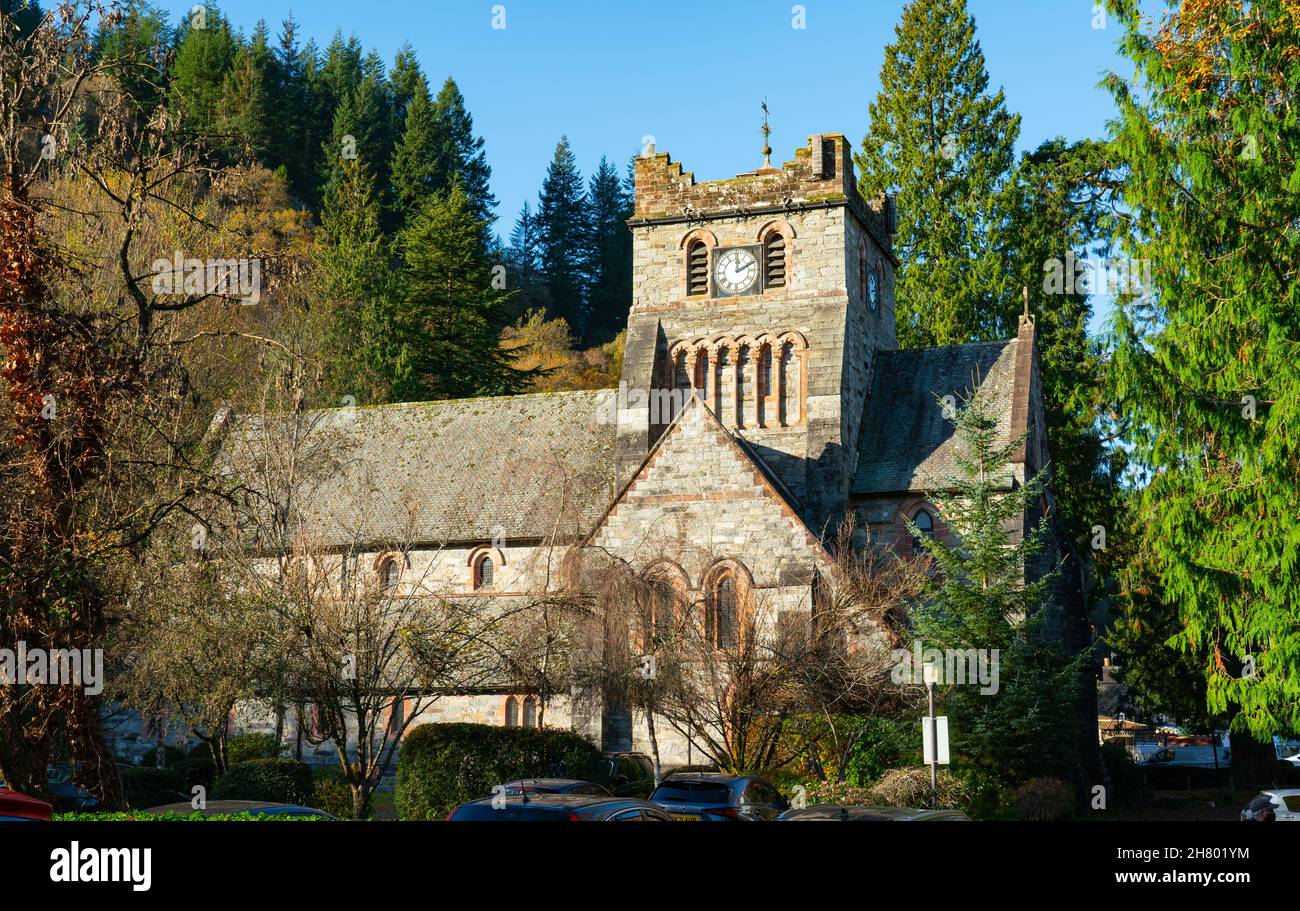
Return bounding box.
[922,716,950,765]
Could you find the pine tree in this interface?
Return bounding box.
[910,387,1084,783]
[269,15,318,201]
[318,159,409,406]
[396,186,529,399]
[536,136,589,334]
[501,200,550,322]
[217,24,275,161]
[389,43,423,127]
[856,0,1019,348]
[168,3,238,137]
[320,68,393,218]
[92,0,172,114]
[582,156,633,344]
[390,74,439,225]
[429,77,495,226]
[1104,0,1300,778]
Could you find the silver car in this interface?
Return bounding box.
[1240,790,1300,821]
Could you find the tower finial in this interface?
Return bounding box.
[1022,285,1030,319]
[760,98,772,169]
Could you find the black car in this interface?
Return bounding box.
[779,805,970,821]
[649,772,788,821]
[499,778,612,797]
[597,752,656,798]
[447,793,675,821]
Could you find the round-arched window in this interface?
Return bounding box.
[379,558,400,592]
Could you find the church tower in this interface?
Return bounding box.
[615,133,899,535]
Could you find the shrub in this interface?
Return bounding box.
[844,717,921,787]
[118,766,187,809]
[1014,777,1076,821]
[950,765,1017,820]
[866,767,969,810]
[213,759,314,805]
[396,722,604,821]
[1100,742,1144,807]
[312,766,356,819]
[800,778,875,807]
[225,733,285,765]
[172,757,217,792]
[138,745,188,768]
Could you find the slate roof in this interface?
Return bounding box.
[852,339,1022,495]
[223,389,618,545]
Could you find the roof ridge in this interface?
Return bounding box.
[286,387,616,417]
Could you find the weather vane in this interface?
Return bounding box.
[761,98,772,168]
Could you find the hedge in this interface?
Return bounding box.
[225,733,285,765]
[119,766,188,809]
[212,759,314,805]
[396,722,604,820]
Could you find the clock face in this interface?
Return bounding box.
[713,247,760,296]
[867,269,880,311]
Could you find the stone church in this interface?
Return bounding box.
[110,133,1085,772]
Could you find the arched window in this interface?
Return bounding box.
[687,240,709,296]
[522,697,537,729]
[757,344,772,427]
[736,345,750,427]
[911,509,935,550]
[708,576,739,650]
[858,239,868,302]
[644,575,678,648]
[504,697,519,727]
[379,558,400,592]
[475,554,494,589]
[764,232,786,288]
[693,349,710,401]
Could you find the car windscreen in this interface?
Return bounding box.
[651,782,732,803]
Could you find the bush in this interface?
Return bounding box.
[396,722,604,820]
[1100,742,1144,807]
[866,767,969,810]
[312,766,356,819]
[138,745,188,768]
[845,717,921,787]
[213,759,314,805]
[172,757,217,792]
[800,778,875,807]
[225,733,285,765]
[118,766,188,809]
[1014,777,1076,821]
[950,765,1017,820]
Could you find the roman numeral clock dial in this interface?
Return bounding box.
[712,246,760,297]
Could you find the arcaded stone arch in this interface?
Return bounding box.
[757,219,794,290]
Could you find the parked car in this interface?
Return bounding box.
[1240,790,1300,822]
[47,763,98,812]
[598,752,656,798]
[0,778,53,821]
[649,772,788,821]
[499,778,612,797]
[779,805,969,821]
[143,799,337,819]
[447,793,674,821]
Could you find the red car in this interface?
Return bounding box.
[0,783,53,821]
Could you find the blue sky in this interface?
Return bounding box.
[172,0,1130,329]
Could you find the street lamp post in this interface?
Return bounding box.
[923,662,940,809]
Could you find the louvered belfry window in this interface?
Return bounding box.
[764,233,786,288]
[687,241,709,296]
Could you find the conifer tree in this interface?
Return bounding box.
[320,68,393,217]
[390,74,439,224]
[92,0,171,114]
[396,186,529,399]
[270,14,318,201]
[910,387,1084,783]
[318,159,408,406]
[168,2,238,137]
[1104,0,1300,778]
[217,24,275,161]
[429,77,495,225]
[582,155,633,344]
[536,136,589,334]
[856,0,1019,348]
[502,200,550,322]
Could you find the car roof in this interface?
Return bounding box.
[502,778,596,788]
[468,793,628,809]
[779,805,969,821]
[1261,789,1300,797]
[660,772,749,783]
[143,800,326,815]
